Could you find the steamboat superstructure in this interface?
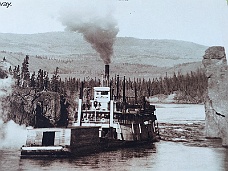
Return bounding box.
[21,64,159,157]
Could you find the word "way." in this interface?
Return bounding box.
[0,2,12,8]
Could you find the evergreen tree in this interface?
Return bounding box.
[30,71,36,88]
[21,55,30,87]
[44,72,50,91]
[51,67,60,92]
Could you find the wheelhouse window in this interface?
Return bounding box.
[101,91,109,95]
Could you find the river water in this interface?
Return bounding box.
[1,104,228,171]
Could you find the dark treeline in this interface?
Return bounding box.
[8,55,208,103]
[2,55,208,126]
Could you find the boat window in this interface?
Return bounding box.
[101,91,108,95]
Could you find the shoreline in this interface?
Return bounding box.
[159,122,223,148]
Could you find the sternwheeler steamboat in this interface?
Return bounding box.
[21,65,159,157]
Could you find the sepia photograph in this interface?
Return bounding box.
[0,0,228,170]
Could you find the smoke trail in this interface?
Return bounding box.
[0,61,27,149]
[0,119,27,149]
[59,1,119,64]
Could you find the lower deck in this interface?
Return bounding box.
[21,121,159,157]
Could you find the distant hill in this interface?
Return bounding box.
[0,32,207,79]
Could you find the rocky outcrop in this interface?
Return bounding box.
[2,84,61,127]
[202,46,228,147]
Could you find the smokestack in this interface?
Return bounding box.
[105,64,109,86]
[116,75,119,100]
[80,81,84,99]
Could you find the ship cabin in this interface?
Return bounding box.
[91,87,110,111]
[77,86,157,130]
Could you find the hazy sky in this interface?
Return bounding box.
[0,0,228,50]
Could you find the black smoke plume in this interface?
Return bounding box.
[60,3,119,64]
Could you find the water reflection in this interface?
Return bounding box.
[152,142,226,171]
[223,148,228,170]
[16,141,228,171]
[18,144,156,171]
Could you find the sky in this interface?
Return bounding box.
[0,0,228,50]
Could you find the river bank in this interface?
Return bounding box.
[159,122,222,148]
[155,103,223,148]
[147,92,204,104]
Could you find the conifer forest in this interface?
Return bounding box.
[1,56,208,126]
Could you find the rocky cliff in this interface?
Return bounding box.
[202,46,228,147]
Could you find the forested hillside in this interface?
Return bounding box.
[0,32,207,79]
[0,32,209,126]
